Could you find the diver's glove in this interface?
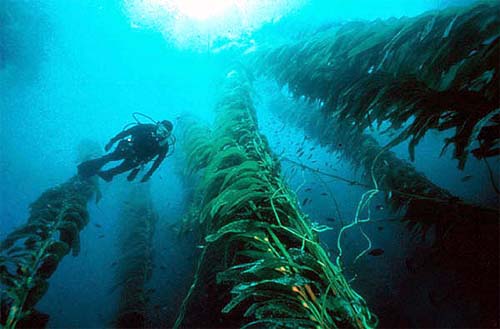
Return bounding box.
[105,141,113,152]
[140,175,151,183]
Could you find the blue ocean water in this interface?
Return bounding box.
[1,0,497,328]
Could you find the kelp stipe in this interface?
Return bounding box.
[175,68,377,328]
[0,175,98,328]
[112,184,157,329]
[253,1,499,169]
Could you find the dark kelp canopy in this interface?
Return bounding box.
[262,86,498,243]
[0,176,98,328]
[174,68,377,328]
[252,1,499,169]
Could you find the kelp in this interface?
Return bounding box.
[113,184,157,329]
[252,1,499,169]
[175,68,376,328]
[267,90,498,242]
[0,175,98,329]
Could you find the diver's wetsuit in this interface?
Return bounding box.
[78,123,169,182]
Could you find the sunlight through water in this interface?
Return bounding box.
[124,0,306,50]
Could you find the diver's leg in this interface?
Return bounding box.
[77,141,131,178]
[98,160,137,182]
[78,154,114,178]
[127,168,140,181]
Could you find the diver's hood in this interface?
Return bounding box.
[156,124,171,147]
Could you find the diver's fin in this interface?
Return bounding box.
[78,158,108,178]
[98,171,114,182]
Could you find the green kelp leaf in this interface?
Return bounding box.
[24,278,49,309]
[24,236,44,250]
[203,188,267,221]
[57,221,81,256]
[36,254,59,279]
[236,249,274,261]
[223,281,306,315]
[244,299,305,319]
[0,264,22,288]
[5,247,38,266]
[205,220,269,243]
[1,226,45,251]
[289,248,324,274]
[219,190,270,220]
[222,290,253,314]
[217,258,288,284]
[233,275,313,295]
[221,161,261,189]
[253,301,309,320]
[46,241,70,259]
[57,221,78,241]
[241,318,318,329]
[63,211,86,230]
[210,146,247,171]
[241,258,289,276]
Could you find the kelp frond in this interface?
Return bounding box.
[1,176,98,329]
[113,184,157,329]
[252,1,499,169]
[175,68,377,328]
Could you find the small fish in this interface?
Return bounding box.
[304,188,312,192]
[325,217,335,222]
[302,198,310,206]
[307,154,313,160]
[461,175,473,182]
[296,147,303,154]
[311,160,317,163]
[310,146,316,151]
[98,234,105,239]
[368,248,384,256]
[377,226,384,231]
[375,204,384,211]
[94,223,102,228]
[159,265,167,270]
[321,192,328,196]
[110,261,117,267]
[338,143,343,148]
[298,151,305,157]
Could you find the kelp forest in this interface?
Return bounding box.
[1,0,499,328]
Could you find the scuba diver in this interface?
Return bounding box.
[78,115,174,183]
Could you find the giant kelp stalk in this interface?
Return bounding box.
[113,184,157,328]
[253,1,499,169]
[0,176,98,328]
[265,85,498,241]
[175,68,377,328]
[0,141,100,328]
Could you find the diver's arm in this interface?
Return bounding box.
[105,126,138,151]
[141,146,168,182]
